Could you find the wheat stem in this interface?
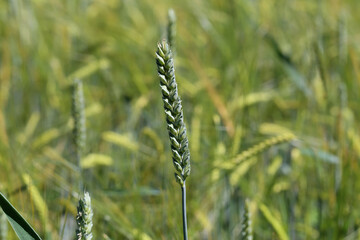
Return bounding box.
[181,185,188,240]
[156,40,191,185]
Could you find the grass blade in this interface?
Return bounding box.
[0,192,42,240]
[259,203,289,240]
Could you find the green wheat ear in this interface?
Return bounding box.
[156,40,190,186]
[167,9,176,53]
[72,78,86,167]
[76,192,93,240]
[72,78,86,190]
[241,199,253,240]
[156,40,190,240]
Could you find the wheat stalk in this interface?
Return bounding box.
[76,192,93,240]
[156,40,190,240]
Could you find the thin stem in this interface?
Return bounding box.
[77,152,83,192]
[181,184,188,240]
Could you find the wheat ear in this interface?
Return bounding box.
[72,79,86,190]
[156,40,190,240]
[76,192,93,240]
[233,133,295,165]
[215,133,296,170]
[241,199,253,240]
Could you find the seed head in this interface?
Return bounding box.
[241,199,253,240]
[156,41,191,186]
[76,192,93,240]
[72,79,86,165]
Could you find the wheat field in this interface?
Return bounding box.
[0,0,360,239]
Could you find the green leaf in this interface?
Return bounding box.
[259,203,289,240]
[0,192,42,240]
[299,148,339,164]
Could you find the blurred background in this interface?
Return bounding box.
[0,0,360,239]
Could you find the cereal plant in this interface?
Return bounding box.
[156,40,191,240]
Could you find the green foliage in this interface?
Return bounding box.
[259,204,289,240]
[0,192,42,240]
[0,208,8,240]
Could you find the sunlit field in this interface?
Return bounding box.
[1,0,360,239]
